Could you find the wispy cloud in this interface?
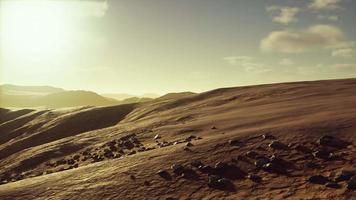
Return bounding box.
[308,0,342,10]
[266,6,300,24]
[332,48,354,58]
[260,24,353,54]
[223,56,270,73]
[317,15,339,21]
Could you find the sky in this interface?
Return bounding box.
[0,0,355,95]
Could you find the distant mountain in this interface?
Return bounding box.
[0,84,64,96]
[157,92,196,100]
[102,93,159,101]
[0,90,118,108]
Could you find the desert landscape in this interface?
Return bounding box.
[1,0,356,199]
[0,79,355,199]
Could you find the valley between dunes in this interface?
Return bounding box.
[0,79,355,200]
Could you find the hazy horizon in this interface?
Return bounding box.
[1,0,356,94]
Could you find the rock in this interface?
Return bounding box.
[198,165,214,174]
[229,139,242,146]
[347,175,356,190]
[144,180,150,186]
[308,175,329,184]
[191,160,204,168]
[123,141,134,149]
[171,164,185,175]
[261,134,275,140]
[211,126,217,130]
[73,155,80,160]
[72,163,79,168]
[269,141,288,150]
[335,170,356,182]
[183,147,191,151]
[247,174,262,182]
[304,162,321,169]
[173,141,178,145]
[312,150,331,159]
[185,135,196,142]
[245,151,259,158]
[128,150,136,155]
[208,175,232,189]
[186,142,194,147]
[269,155,293,169]
[262,163,286,174]
[154,134,161,140]
[130,175,136,180]
[67,159,75,165]
[157,170,171,180]
[318,135,348,149]
[137,147,146,152]
[325,182,339,188]
[254,156,270,168]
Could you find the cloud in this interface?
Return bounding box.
[66,0,109,18]
[223,56,270,73]
[332,48,354,58]
[260,24,352,53]
[317,15,339,21]
[279,58,294,66]
[308,0,342,10]
[266,6,300,24]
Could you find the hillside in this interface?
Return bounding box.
[0,79,355,199]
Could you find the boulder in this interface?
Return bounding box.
[229,139,242,146]
[208,175,233,190]
[247,174,262,182]
[308,175,329,184]
[325,182,339,188]
[171,164,185,175]
[335,170,356,182]
[269,141,288,150]
[312,150,331,160]
[123,141,135,149]
[245,151,259,159]
[294,145,313,154]
[318,135,349,149]
[347,175,356,190]
[157,170,171,180]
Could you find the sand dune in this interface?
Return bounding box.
[0,79,355,199]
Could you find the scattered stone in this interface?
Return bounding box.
[185,135,196,142]
[186,142,194,147]
[247,174,262,182]
[325,182,339,188]
[171,164,185,175]
[335,170,356,182]
[305,162,321,169]
[269,140,288,150]
[308,175,329,185]
[318,135,348,149]
[347,175,356,190]
[157,170,171,180]
[191,160,204,168]
[67,159,75,165]
[73,155,80,160]
[154,134,161,140]
[261,134,275,140]
[262,162,286,174]
[208,175,234,191]
[312,150,331,160]
[245,151,259,159]
[229,138,242,146]
[123,141,134,149]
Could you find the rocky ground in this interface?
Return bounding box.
[0,79,355,199]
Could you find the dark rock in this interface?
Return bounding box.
[262,162,286,174]
[130,175,136,180]
[247,174,262,182]
[185,135,196,142]
[254,156,270,168]
[211,126,217,130]
[186,142,194,147]
[144,180,150,186]
[261,134,275,140]
[335,170,356,182]
[245,151,259,159]
[198,165,214,174]
[67,159,75,165]
[214,162,246,179]
[157,170,172,180]
[183,147,191,151]
[312,150,331,160]
[308,175,329,184]
[347,175,356,190]
[191,160,204,168]
[208,175,234,191]
[305,162,321,169]
[73,155,80,161]
[269,141,288,150]
[123,141,134,149]
[269,155,293,169]
[229,138,242,146]
[325,182,339,188]
[171,164,185,175]
[73,163,79,168]
[318,135,349,149]
[128,150,136,155]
